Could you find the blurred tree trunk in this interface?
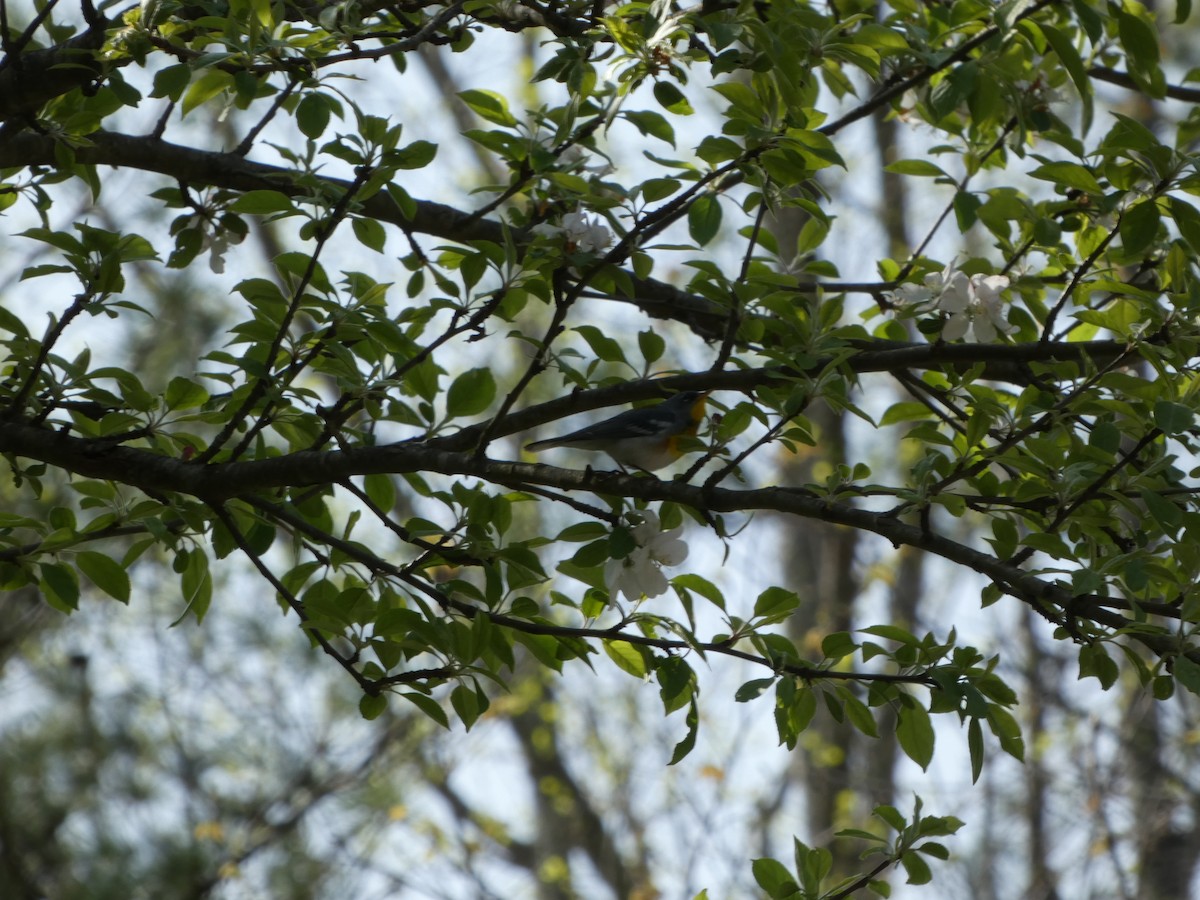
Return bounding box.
[1126,691,1200,900]
[765,80,918,879]
[1019,609,1061,900]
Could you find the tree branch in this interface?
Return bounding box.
[0,400,1186,651]
[0,130,733,336]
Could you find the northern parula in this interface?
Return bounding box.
[525,390,709,471]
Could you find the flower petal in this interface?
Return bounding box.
[649,534,688,566]
[972,315,996,343]
[942,312,971,341]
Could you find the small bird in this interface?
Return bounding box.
[525,390,709,472]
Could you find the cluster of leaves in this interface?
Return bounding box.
[753,799,963,899]
[3,0,1200,892]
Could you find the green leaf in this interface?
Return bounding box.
[392,140,438,169]
[795,216,829,256]
[641,177,679,202]
[229,190,296,215]
[672,573,725,610]
[1103,113,1161,155]
[181,68,233,117]
[446,368,496,418]
[751,858,800,898]
[1169,197,1200,253]
[151,64,191,100]
[929,61,977,119]
[688,194,722,246]
[622,109,675,145]
[250,0,272,26]
[880,402,934,426]
[1117,8,1161,67]
[1040,23,1094,134]
[968,717,984,784]
[735,677,776,702]
[840,690,879,737]
[781,682,816,741]
[798,841,831,893]
[820,631,857,661]
[901,850,933,885]
[164,376,209,411]
[884,159,947,177]
[76,551,131,603]
[0,303,30,338]
[296,93,331,139]
[784,130,845,169]
[917,841,950,860]
[451,683,483,729]
[669,698,700,764]
[1141,489,1182,532]
[657,656,695,713]
[359,693,388,720]
[987,706,1025,761]
[176,549,213,625]
[1154,400,1194,434]
[859,624,919,646]
[953,190,982,231]
[753,586,800,619]
[1119,199,1160,259]
[1173,655,1200,694]
[874,804,906,832]
[401,690,450,727]
[653,81,693,115]
[696,135,743,164]
[896,701,935,770]
[40,562,80,613]
[388,183,417,220]
[458,89,517,126]
[853,22,910,53]
[574,324,626,364]
[556,522,609,542]
[1078,643,1120,689]
[638,329,665,364]
[363,473,396,512]
[352,216,387,253]
[1028,161,1103,194]
[604,639,649,677]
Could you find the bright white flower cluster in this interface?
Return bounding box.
[533,210,613,254]
[603,510,688,602]
[891,261,1016,342]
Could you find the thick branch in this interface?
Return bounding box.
[0,16,109,119]
[0,406,1183,641]
[0,130,731,335]
[0,336,1163,494]
[1089,65,1200,103]
[4,130,1174,350]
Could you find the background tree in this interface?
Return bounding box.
[3,0,1200,897]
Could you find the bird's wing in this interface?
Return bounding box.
[526,404,678,450]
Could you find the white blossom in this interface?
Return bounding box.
[938,273,1016,342]
[202,229,230,274]
[888,260,969,308]
[578,222,613,253]
[533,210,613,254]
[603,510,688,602]
[889,260,1016,342]
[561,211,613,253]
